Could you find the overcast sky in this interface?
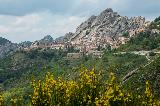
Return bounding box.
[0,0,159,43]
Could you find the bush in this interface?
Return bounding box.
[0,95,4,106]
[149,52,156,56]
[1,69,160,106]
[30,70,160,106]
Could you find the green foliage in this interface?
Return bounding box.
[0,47,149,105]
[122,31,129,37]
[0,37,11,45]
[118,31,160,51]
[154,16,160,23]
[149,51,156,56]
[0,49,70,104]
[0,46,159,106]
[1,70,160,106]
[101,52,147,79]
[0,28,159,105]
[124,54,160,97]
[149,16,160,30]
[67,46,79,53]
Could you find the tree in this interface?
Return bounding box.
[122,31,129,37]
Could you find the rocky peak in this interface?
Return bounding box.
[69,8,148,48]
[19,41,32,48]
[76,15,97,31]
[55,32,74,43]
[0,36,18,58]
[101,8,113,14]
[87,15,97,23]
[41,35,53,42]
[30,35,54,49]
[0,37,11,45]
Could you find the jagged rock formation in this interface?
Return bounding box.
[0,37,18,58]
[39,35,54,44]
[27,8,150,53]
[69,8,149,49]
[19,41,32,48]
[55,32,74,43]
[0,8,152,57]
[30,35,54,49]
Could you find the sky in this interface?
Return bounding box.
[0,0,159,43]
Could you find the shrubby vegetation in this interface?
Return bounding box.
[118,16,160,52]
[1,16,160,105]
[29,70,160,106]
[118,31,160,51]
[122,31,129,37]
[0,37,11,45]
[0,69,160,106]
[124,54,160,97]
[150,16,160,30]
[0,48,148,105]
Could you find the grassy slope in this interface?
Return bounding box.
[124,55,160,97]
[1,16,160,102]
[120,17,160,96]
[0,49,148,100]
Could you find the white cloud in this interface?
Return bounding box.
[0,26,9,33]
[0,11,86,43]
[12,14,42,26]
[79,0,100,4]
[0,0,159,43]
[108,0,120,5]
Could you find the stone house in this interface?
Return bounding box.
[118,37,129,44]
[50,43,65,50]
[67,53,83,59]
[151,29,160,34]
[30,41,46,49]
[129,29,136,37]
[89,50,103,58]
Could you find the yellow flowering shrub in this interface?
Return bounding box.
[1,69,160,106]
[30,69,160,106]
[31,73,56,106]
[0,94,4,106]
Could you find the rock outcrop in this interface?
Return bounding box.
[69,8,148,48]
[0,37,18,58]
[0,8,152,57]
[55,32,74,43]
[19,41,32,48]
[30,35,54,49]
[39,35,54,44]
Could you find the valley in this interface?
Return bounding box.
[0,8,160,106]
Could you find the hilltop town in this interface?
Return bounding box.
[1,8,159,59]
[1,3,160,105]
[18,8,153,59]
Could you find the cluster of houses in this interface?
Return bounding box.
[22,21,157,60]
[29,41,66,50]
[22,39,104,59]
[21,29,141,59]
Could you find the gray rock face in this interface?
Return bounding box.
[0,37,18,58]
[29,35,54,49]
[30,35,54,47]
[55,32,74,43]
[19,41,32,48]
[39,35,54,44]
[70,8,147,45]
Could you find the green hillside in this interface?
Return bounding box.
[0,48,148,104]
[0,37,11,45]
[124,54,160,97]
[116,17,160,97]
[118,17,160,52]
[0,16,160,105]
